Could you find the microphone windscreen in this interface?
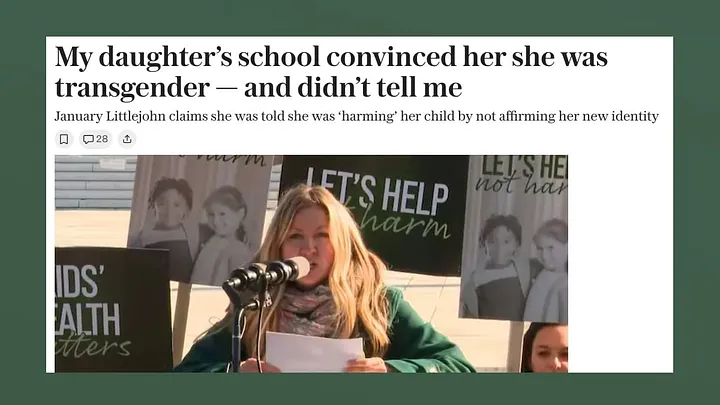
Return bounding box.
[287,256,311,279]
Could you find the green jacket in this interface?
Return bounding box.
[174,287,476,373]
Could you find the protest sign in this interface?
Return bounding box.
[279,155,469,276]
[127,155,273,286]
[55,247,173,372]
[458,155,568,323]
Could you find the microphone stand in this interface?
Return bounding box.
[222,263,274,373]
[222,280,260,373]
[254,267,270,373]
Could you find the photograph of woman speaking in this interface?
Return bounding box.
[174,184,475,373]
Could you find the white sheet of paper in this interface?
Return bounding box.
[265,331,364,373]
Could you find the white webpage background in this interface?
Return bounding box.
[46,36,673,373]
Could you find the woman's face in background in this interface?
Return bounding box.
[484,225,518,268]
[531,325,568,373]
[536,235,568,272]
[207,203,244,238]
[153,189,189,229]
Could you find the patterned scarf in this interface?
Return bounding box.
[277,283,338,338]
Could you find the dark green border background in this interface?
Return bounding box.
[1,0,714,399]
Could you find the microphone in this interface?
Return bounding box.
[223,256,311,291]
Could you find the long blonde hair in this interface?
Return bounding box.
[197,184,390,358]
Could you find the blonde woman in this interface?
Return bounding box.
[174,184,474,373]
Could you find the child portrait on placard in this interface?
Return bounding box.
[460,215,568,323]
[460,214,540,322]
[458,155,569,324]
[190,185,252,286]
[128,177,201,284]
[127,155,273,288]
[523,219,568,324]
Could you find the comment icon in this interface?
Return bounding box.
[79,131,112,150]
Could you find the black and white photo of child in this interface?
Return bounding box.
[458,155,568,324]
[523,219,568,323]
[128,177,200,283]
[190,186,252,286]
[126,155,274,287]
[460,215,540,321]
